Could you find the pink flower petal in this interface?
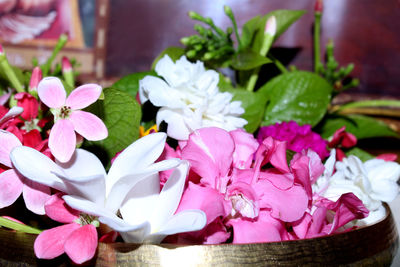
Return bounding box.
[49,119,76,163]
[176,182,231,225]
[37,77,66,108]
[22,180,51,215]
[0,130,22,167]
[66,84,102,110]
[0,169,23,208]
[291,153,312,200]
[227,211,283,243]
[45,193,80,223]
[64,224,98,264]
[255,179,308,222]
[69,111,108,141]
[34,223,80,259]
[229,129,258,169]
[181,127,234,188]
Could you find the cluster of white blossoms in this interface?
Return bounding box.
[139,55,247,140]
[314,152,400,225]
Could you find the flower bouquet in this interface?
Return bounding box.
[0,1,399,266]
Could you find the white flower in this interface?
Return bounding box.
[10,133,206,242]
[317,155,400,225]
[139,55,247,140]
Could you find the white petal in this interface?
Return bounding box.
[106,159,181,213]
[119,173,160,226]
[139,76,184,108]
[149,161,189,231]
[57,149,106,178]
[156,209,206,236]
[156,108,192,140]
[10,146,67,192]
[106,132,167,195]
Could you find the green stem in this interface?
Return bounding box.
[269,54,288,74]
[42,34,68,76]
[245,34,274,92]
[0,54,24,93]
[224,5,242,50]
[336,100,400,112]
[314,12,321,73]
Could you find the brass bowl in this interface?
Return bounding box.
[0,204,398,266]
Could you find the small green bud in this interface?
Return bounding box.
[224,5,233,16]
[186,50,197,58]
[180,37,190,45]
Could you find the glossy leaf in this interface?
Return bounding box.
[259,71,332,127]
[113,71,156,98]
[317,114,398,139]
[151,47,185,70]
[231,49,272,70]
[85,88,141,162]
[242,10,306,52]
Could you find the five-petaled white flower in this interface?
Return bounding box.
[139,55,247,140]
[10,132,206,243]
[316,155,400,225]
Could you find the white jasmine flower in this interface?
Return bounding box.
[139,55,247,140]
[317,155,400,225]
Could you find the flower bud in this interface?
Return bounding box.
[62,56,72,73]
[29,66,42,92]
[314,0,323,13]
[265,16,277,37]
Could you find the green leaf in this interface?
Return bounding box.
[346,147,374,162]
[0,217,41,234]
[317,114,399,139]
[85,88,141,162]
[151,47,185,69]
[231,49,272,70]
[250,10,306,53]
[259,71,332,127]
[219,81,267,133]
[112,71,156,98]
[241,15,262,49]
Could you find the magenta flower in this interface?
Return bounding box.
[34,193,98,264]
[38,77,108,162]
[0,130,50,214]
[257,121,329,159]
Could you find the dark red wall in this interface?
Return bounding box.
[105,0,400,97]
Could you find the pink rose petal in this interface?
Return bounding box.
[34,223,80,259]
[69,111,108,141]
[22,180,51,215]
[66,84,102,110]
[0,169,23,208]
[37,77,66,109]
[64,224,98,264]
[49,119,76,163]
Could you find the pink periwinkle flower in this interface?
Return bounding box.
[257,121,329,160]
[0,130,51,214]
[34,193,99,264]
[38,77,108,162]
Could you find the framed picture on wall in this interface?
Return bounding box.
[0,0,110,80]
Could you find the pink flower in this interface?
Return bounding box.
[34,193,98,264]
[257,121,329,159]
[0,130,50,214]
[38,77,108,162]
